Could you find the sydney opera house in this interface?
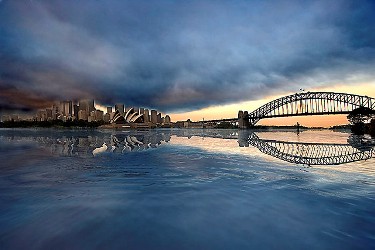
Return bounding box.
[112,108,145,124]
[107,105,171,128]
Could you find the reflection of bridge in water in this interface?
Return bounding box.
[238,131,375,165]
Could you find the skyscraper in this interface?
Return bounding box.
[79,99,95,114]
[60,101,73,117]
[46,109,53,121]
[73,104,79,120]
[151,110,158,124]
[143,109,150,122]
[52,103,60,120]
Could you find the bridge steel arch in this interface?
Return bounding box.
[242,92,375,127]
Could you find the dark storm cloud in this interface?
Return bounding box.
[0,0,375,112]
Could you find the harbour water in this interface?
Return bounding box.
[0,128,374,249]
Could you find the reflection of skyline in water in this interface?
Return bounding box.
[0,130,172,157]
[0,129,374,166]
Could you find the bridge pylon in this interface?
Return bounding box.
[238,110,250,129]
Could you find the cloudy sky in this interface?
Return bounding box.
[1,0,375,120]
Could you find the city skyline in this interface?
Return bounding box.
[1,1,375,127]
[1,98,172,127]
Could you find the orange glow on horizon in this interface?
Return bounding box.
[169,82,375,127]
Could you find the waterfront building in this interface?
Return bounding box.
[107,107,112,114]
[157,113,162,124]
[36,110,48,121]
[88,115,94,123]
[52,103,60,120]
[45,109,53,121]
[143,109,150,122]
[1,115,11,122]
[90,110,104,121]
[151,110,158,124]
[11,114,19,122]
[78,110,88,121]
[165,115,171,124]
[103,113,111,123]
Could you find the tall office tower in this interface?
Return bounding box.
[52,103,60,120]
[79,100,87,112]
[73,104,79,120]
[164,115,171,124]
[88,100,95,113]
[151,110,158,124]
[46,109,53,121]
[60,101,73,117]
[66,101,73,116]
[157,113,162,124]
[107,106,112,114]
[79,99,95,113]
[143,109,150,122]
[59,102,64,115]
[115,104,124,115]
[36,110,43,121]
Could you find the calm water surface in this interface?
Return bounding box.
[0,128,374,249]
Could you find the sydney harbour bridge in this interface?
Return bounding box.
[205,92,375,128]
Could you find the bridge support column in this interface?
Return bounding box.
[238,110,250,129]
[243,111,250,128]
[238,110,244,128]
